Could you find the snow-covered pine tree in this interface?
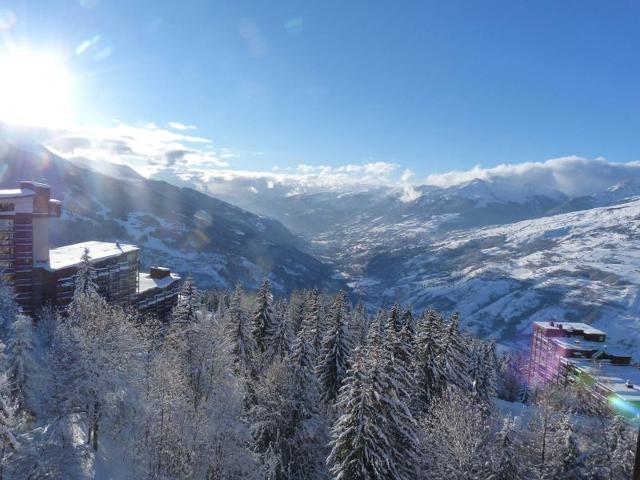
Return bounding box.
[251,279,276,354]
[6,314,38,410]
[401,307,416,334]
[365,308,386,349]
[348,303,369,347]
[171,276,201,329]
[291,305,318,373]
[547,412,582,480]
[56,289,148,453]
[0,340,25,478]
[420,386,494,479]
[413,309,443,410]
[379,321,420,479]
[328,343,418,480]
[0,277,19,332]
[497,350,528,402]
[265,300,291,363]
[488,415,520,480]
[316,291,353,404]
[288,290,307,335]
[74,247,98,298]
[226,284,256,375]
[468,339,498,405]
[385,304,402,333]
[382,308,415,404]
[303,289,325,355]
[605,415,636,479]
[328,346,393,479]
[437,313,470,394]
[249,359,328,480]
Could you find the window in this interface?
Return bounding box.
[0,203,14,212]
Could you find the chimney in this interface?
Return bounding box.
[150,266,171,279]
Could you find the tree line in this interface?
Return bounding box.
[0,251,636,478]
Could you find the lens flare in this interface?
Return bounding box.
[0,49,74,127]
[0,9,16,30]
[608,395,640,419]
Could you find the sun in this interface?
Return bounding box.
[0,49,74,127]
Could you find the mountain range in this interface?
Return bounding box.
[0,140,338,293]
[3,138,640,354]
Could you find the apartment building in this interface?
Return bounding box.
[0,182,181,319]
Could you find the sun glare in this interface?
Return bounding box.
[0,49,74,127]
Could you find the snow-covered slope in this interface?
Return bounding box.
[354,199,640,355]
[0,141,339,293]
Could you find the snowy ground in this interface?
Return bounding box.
[353,199,640,356]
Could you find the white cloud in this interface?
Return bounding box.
[35,122,227,177]
[425,156,640,197]
[168,121,197,131]
[7,121,409,194]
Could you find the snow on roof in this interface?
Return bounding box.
[138,272,181,294]
[550,337,627,357]
[569,359,640,403]
[534,321,605,336]
[45,241,139,271]
[0,188,34,198]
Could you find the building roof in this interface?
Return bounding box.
[0,188,34,198]
[138,271,181,294]
[569,359,640,404]
[43,241,139,271]
[534,321,605,336]
[551,336,629,357]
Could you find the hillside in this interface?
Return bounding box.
[0,141,339,293]
[354,199,640,355]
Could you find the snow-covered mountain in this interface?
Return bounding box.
[185,172,640,354]
[353,199,640,355]
[5,138,640,354]
[0,141,340,293]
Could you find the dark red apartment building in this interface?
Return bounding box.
[0,182,180,318]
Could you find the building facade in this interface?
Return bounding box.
[528,321,640,413]
[0,182,61,314]
[0,182,181,319]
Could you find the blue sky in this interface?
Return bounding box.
[2,0,640,180]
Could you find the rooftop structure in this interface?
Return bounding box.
[45,241,139,271]
[135,267,182,319]
[529,320,640,412]
[0,181,181,319]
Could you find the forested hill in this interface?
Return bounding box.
[0,270,634,478]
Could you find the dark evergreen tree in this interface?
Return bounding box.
[249,359,327,480]
[401,308,416,334]
[226,284,256,375]
[266,302,291,363]
[437,313,470,393]
[74,247,98,298]
[489,416,520,480]
[365,308,386,349]
[303,289,325,355]
[545,413,584,480]
[413,309,443,409]
[316,291,353,404]
[328,344,419,480]
[291,305,317,373]
[251,279,276,354]
[171,276,201,329]
[468,339,498,405]
[349,303,369,347]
